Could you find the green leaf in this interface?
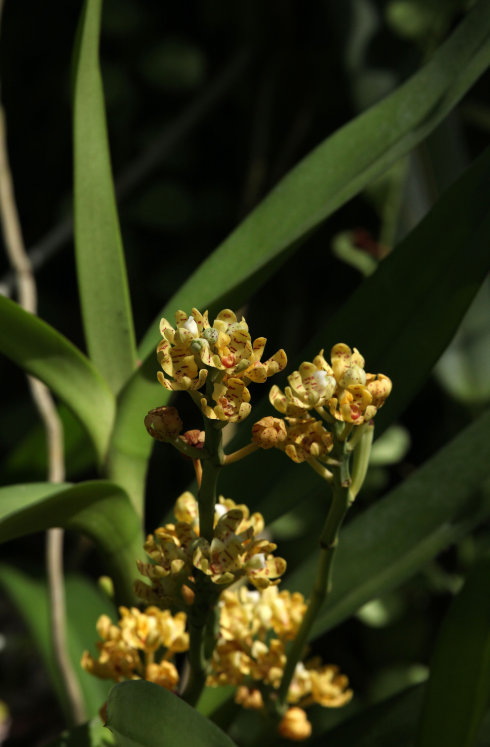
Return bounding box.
[307,685,424,747]
[109,1,490,507]
[0,481,144,603]
[106,680,237,747]
[285,409,490,638]
[49,717,114,746]
[0,295,115,466]
[219,146,490,517]
[0,567,116,722]
[73,0,137,393]
[138,0,490,361]
[416,554,490,747]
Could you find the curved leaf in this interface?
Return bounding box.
[73,0,137,393]
[219,146,490,514]
[106,680,237,747]
[416,555,490,747]
[0,295,115,465]
[0,481,144,603]
[285,409,490,638]
[138,0,490,361]
[0,567,116,722]
[109,2,490,508]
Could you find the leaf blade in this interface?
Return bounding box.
[0,294,115,465]
[106,680,237,747]
[0,481,144,603]
[73,0,137,392]
[416,555,490,747]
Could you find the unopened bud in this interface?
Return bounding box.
[252,416,287,449]
[278,708,312,742]
[144,406,183,441]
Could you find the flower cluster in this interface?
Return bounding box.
[207,586,352,740]
[156,308,287,422]
[134,492,287,608]
[255,344,391,466]
[81,606,189,691]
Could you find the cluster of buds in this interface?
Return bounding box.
[207,587,352,740]
[156,308,287,422]
[81,606,189,691]
[134,492,287,609]
[253,344,392,467]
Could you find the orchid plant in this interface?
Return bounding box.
[0,1,490,746]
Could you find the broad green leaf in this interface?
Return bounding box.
[109,1,490,508]
[219,146,490,516]
[0,481,144,602]
[285,409,490,638]
[106,680,237,747]
[49,717,114,746]
[73,0,137,393]
[0,295,115,466]
[416,555,490,747]
[0,567,116,722]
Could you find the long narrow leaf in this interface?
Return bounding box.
[73,0,137,392]
[416,555,490,747]
[285,410,490,639]
[109,2,490,508]
[219,147,490,514]
[0,295,115,465]
[106,680,237,747]
[0,481,144,603]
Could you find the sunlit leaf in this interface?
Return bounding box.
[0,481,144,602]
[108,2,490,509]
[73,0,137,393]
[0,295,115,466]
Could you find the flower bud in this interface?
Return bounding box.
[144,406,183,441]
[181,429,205,449]
[252,417,287,449]
[278,708,312,741]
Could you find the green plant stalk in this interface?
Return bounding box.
[277,439,351,706]
[183,406,225,705]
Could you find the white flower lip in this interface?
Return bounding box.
[183,315,199,336]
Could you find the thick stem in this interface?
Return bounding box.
[277,440,351,705]
[183,413,225,705]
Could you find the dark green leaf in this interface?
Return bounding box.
[73,0,137,393]
[0,567,116,721]
[106,680,237,747]
[49,717,114,746]
[109,2,490,508]
[285,410,490,638]
[0,295,115,466]
[416,555,490,747]
[0,481,144,603]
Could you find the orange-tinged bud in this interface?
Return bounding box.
[278,707,312,741]
[144,406,183,441]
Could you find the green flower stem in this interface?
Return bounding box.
[170,436,207,460]
[198,417,225,543]
[349,423,374,501]
[277,440,351,706]
[183,411,225,706]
